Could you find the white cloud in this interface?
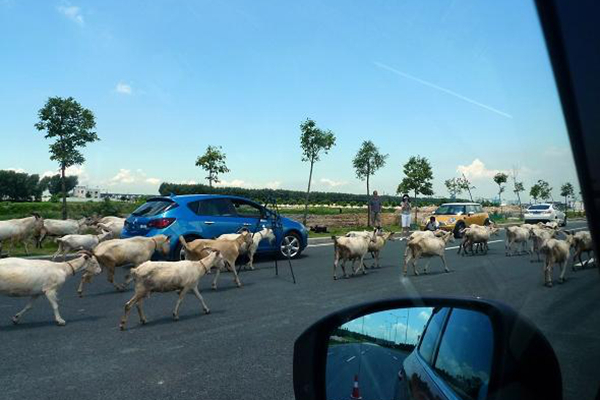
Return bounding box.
[418,310,432,322]
[6,167,26,173]
[57,5,84,26]
[115,82,132,95]
[110,169,136,184]
[320,178,348,188]
[41,165,89,183]
[145,177,161,185]
[457,159,504,180]
[109,169,160,187]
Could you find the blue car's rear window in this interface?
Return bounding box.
[132,200,177,216]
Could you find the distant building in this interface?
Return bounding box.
[72,185,103,199]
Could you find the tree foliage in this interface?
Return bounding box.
[35,96,98,219]
[445,178,463,199]
[353,140,388,185]
[560,182,575,209]
[195,145,230,187]
[39,174,79,196]
[530,179,552,203]
[299,119,336,224]
[493,172,508,207]
[397,156,434,221]
[0,170,43,201]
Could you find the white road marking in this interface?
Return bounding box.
[346,356,356,363]
[574,258,595,267]
[308,243,333,248]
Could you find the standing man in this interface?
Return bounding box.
[400,194,412,238]
[369,190,382,228]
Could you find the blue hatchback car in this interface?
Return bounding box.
[121,194,309,260]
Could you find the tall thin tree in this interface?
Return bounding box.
[195,145,230,188]
[299,119,336,225]
[35,97,98,219]
[352,140,388,226]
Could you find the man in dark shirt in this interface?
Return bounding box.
[369,190,382,228]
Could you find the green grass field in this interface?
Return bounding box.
[0,200,139,221]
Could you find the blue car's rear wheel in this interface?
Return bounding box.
[280,232,302,259]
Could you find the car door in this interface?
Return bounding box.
[402,307,450,400]
[185,198,244,238]
[229,198,276,251]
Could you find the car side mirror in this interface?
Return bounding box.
[293,297,562,400]
[468,212,474,216]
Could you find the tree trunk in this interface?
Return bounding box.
[516,192,523,218]
[366,174,371,227]
[208,170,213,188]
[61,166,67,220]
[302,161,314,226]
[498,187,502,214]
[413,190,418,226]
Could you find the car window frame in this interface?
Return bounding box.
[230,198,266,219]
[417,307,450,365]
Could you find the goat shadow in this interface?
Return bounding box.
[128,309,226,329]
[1,315,105,331]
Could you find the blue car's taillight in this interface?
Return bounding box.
[148,217,176,229]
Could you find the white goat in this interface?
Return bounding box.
[96,220,124,239]
[0,214,44,256]
[0,252,101,325]
[77,235,171,297]
[403,231,453,276]
[331,230,377,280]
[530,228,558,263]
[505,226,531,256]
[566,231,594,270]
[218,227,276,270]
[458,225,499,256]
[52,230,113,261]
[119,250,224,330]
[346,230,395,268]
[179,232,253,290]
[38,217,91,247]
[539,238,570,287]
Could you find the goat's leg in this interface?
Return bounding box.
[52,245,61,261]
[441,254,450,273]
[359,254,367,275]
[414,258,421,275]
[340,260,348,279]
[44,289,65,326]
[211,268,221,290]
[228,261,243,288]
[173,287,190,321]
[247,249,256,271]
[12,295,39,324]
[120,292,143,330]
[23,239,30,256]
[558,259,568,283]
[333,255,338,280]
[544,262,553,287]
[192,286,210,314]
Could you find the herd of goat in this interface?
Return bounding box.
[0,213,596,328]
[332,221,594,288]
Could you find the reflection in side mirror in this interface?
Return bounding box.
[293,298,563,400]
[326,306,493,400]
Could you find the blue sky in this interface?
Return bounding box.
[0,0,578,199]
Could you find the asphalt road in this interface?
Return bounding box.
[0,220,598,400]
[327,342,409,400]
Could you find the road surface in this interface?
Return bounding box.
[0,220,597,400]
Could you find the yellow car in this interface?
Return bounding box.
[420,202,490,238]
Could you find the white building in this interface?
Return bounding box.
[72,185,103,199]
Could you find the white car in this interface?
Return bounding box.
[524,203,567,226]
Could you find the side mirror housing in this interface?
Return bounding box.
[293,297,561,400]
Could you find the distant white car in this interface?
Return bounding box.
[524,203,567,226]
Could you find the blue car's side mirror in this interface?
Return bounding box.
[293,297,561,400]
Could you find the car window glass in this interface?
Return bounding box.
[418,307,449,364]
[131,200,176,216]
[433,308,494,400]
[196,199,236,217]
[232,200,262,218]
